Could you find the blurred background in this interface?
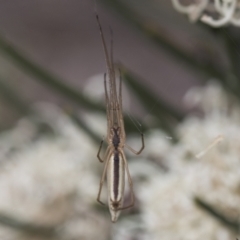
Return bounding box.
[0,0,240,239]
[0,0,215,129]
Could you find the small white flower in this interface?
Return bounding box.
[172,0,240,27]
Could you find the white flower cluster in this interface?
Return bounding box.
[172,0,240,27]
[112,81,240,240]
[0,78,240,240]
[0,102,110,240]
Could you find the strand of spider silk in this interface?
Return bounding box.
[126,112,143,134]
[127,107,174,141]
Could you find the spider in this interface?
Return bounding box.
[96,14,145,222]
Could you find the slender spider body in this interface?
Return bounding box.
[96,14,144,222]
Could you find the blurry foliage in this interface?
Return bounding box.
[0,212,57,236]
[0,1,238,138]
[194,197,240,233]
[0,0,239,139]
[0,0,239,236]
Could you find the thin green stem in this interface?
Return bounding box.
[0,76,32,116]
[121,65,184,122]
[121,66,178,140]
[69,112,102,144]
[220,28,240,93]
[0,212,57,236]
[100,0,225,80]
[0,36,104,112]
[194,196,239,233]
[101,1,240,103]
[0,76,103,142]
[0,36,148,134]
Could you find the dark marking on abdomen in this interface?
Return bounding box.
[113,151,120,199]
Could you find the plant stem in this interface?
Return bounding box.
[0,212,57,236]
[0,36,104,112]
[0,76,31,116]
[69,112,102,144]
[100,0,225,80]
[194,196,239,233]
[121,65,184,122]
